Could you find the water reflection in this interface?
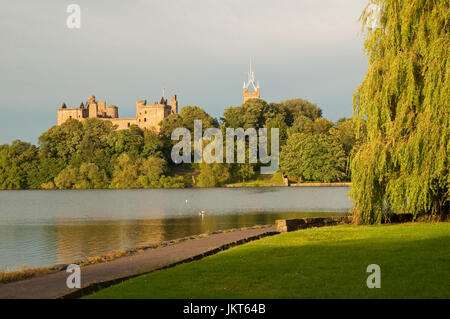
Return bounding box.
[0,187,351,270]
[0,212,346,271]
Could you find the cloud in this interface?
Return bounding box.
[0,0,368,144]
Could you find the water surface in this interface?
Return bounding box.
[0,187,351,271]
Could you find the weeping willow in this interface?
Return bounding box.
[351,0,449,223]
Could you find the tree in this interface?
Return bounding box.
[273,98,322,125]
[288,115,314,136]
[180,106,217,132]
[329,117,367,157]
[54,166,78,189]
[38,119,84,181]
[107,125,144,160]
[142,129,165,159]
[197,162,231,187]
[313,118,333,134]
[221,106,244,128]
[39,119,83,164]
[109,153,140,189]
[266,115,288,147]
[137,156,166,188]
[0,141,39,189]
[351,0,449,223]
[159,114,184,140]
[222,99,275,129]
[232,163,255,182]
[76,163,108,189]
[76,119,114,171]
[280,133,346,183]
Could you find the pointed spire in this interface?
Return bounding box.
[244,58,258,92]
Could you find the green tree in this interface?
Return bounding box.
[159,114,184,140]
[76,163,108,189]
[110,153,141,189]
[232,163,255,182]
[153,175,186,188]
[0,141,39,189]
[288,115,314,136]
[107,125,144,160]
[138,156,166,188]
[54,166,78,189]
[142,129,165,159]
[266,115,288,147]
[273,98,322,125]
[222,99,275,129]
[280,133,346,183]
[197,162,231,187]
[221,106,244,128]
[329,117,367,157]
[180,106,217,132]
[351,0,449,223]
[76,119,114,171]
[313,118,333,134]
[38,119,83,182]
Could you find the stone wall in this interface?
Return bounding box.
[275,213,450,233]
[275,216,353,233]
[57,107,85,125]
[106,118,137,130]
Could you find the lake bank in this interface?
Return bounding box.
[226,182,351,187]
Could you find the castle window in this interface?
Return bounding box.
[144,118,147,122]
[145,111,147,114]
[128,123,130,127]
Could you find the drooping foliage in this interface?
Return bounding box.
[351,0,449,223]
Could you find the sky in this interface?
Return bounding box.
[0,0,368,145]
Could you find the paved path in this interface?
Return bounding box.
[0,227,278,299]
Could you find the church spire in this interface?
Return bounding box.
[244,59,259,92]
[243,58,261,102]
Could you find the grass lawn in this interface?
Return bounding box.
[85,222,450,299]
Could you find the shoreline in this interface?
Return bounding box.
[226,182,351,187]
[1,215,447,298]
[0,182,352,191]
[0,224,273,284]
[0,226,279,299]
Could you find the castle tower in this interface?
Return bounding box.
[243,60,260,103]
[88,95,98,118]
[170,95,178,114]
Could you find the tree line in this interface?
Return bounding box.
[0,99,365,190]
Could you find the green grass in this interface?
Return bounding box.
[85,223,450,299]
